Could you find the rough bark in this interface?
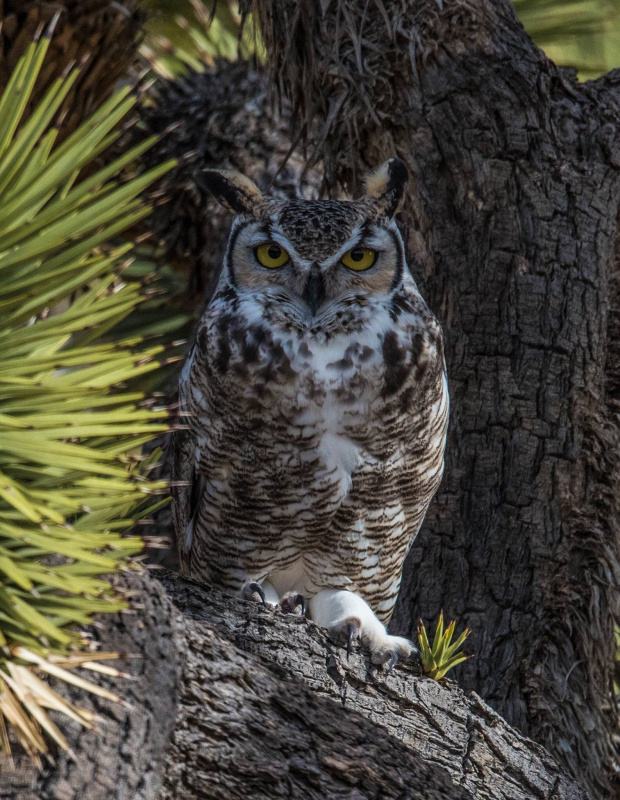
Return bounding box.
[0,572,178,800]
[0,571,587,800]
[249,0,620,796]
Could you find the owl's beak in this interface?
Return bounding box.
[302,270,325,316]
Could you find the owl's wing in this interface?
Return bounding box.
[170,426,202,573]
[170,346,206,574]
[397,314,449,548]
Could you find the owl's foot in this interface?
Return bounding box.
[343,617,361,659]
[241,581,267,606]
[335,619,411,669]
[308,589,415,672]
[367,633,414,671]
[280,592,307,616]
[240,580,279,608]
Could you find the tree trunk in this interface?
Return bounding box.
[250,0,620,797]
[0,571,587,800]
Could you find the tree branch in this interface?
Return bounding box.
[2,570,587,800]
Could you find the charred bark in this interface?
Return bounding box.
[249,0,620,796]
[0,571,587,800]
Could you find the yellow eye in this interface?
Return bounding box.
[341,247,376,271]
[255,242,290,269]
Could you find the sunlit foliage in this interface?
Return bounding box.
[513,0,620,79]
[0,29,175,760]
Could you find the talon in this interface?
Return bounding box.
[243,581,267,607]
[386,651,399,673]
[280,592,307,616]
[345,619,361,660]
[370,635,413,666]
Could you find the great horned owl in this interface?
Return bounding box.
[171,158,448,667]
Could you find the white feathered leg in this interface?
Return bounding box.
[308,589,414,669]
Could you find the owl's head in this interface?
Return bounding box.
[200,158,410,319]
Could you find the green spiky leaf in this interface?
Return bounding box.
[417,612,471,681]
[139,0,264,78]
[0,27,178,760]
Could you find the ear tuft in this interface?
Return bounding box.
[197,169,264,216]
[365,157,408,219]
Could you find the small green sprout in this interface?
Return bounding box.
[417,611,471,680]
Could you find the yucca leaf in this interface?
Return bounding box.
[433,655,471,681]
[0,556,34,592]
[418,621,431,656]
[431,609,445,655]
[0,476,43,524]
[0,676,48,760]
[0,70,80,199]
[140,0,264,77]
[0,589,72,645]
[3,665,71,752]
[9,130,58,199]
[418,615,471,681]
[2,139,160,248]
[444,628,471,661]
[0,30,182,761]
[0,39,51,159]
[434,631,449,667]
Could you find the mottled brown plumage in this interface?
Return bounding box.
[171,159,448,665]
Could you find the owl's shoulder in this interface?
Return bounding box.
[378,286,445,396]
